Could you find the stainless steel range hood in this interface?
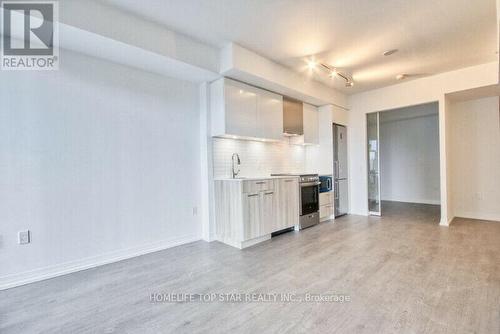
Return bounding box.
[283,97,303,136]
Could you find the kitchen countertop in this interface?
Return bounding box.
[214,175,300,181]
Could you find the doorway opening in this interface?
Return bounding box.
[367,102,441,222]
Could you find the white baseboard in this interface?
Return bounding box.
[348,210,369,216]
[202,233,217,242]
[214,234,271,249]
[0,234,201,291]
[240,234,271,249]
[453,211,500,223]
[440,216,455,226]
[382,199,441,205]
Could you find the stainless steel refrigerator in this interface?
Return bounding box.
[333,124,348,217]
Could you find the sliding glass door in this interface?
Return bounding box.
[367,112,381,215]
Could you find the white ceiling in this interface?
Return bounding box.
[101,0,498,94]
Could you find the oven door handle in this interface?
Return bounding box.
[301,181,321,187]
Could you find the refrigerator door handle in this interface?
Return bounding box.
[334,181,339,199]
[334,161,339,179]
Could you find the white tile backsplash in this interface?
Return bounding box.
[212,138,306,178]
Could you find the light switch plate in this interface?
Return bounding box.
[18,230,30,245]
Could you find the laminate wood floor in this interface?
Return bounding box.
[1,202,499,333]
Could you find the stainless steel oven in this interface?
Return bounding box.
[298,174,320,229]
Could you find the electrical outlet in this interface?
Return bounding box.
[18,230,30,245]
[192,207,198,216]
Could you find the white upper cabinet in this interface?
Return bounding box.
[210,77,284,141]
[224,79,258,138]
[303,103,319,145]
[257,90,283,140]
[290,103,319,145]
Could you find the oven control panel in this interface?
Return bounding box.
[299,175,319,183]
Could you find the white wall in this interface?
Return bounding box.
[348,62,498,224]
[305,105,349,176]
[0,50,202,289]
[61,0,220,74]
[449,96,500,222]
[212,138,306,178]
[380,105,440,205]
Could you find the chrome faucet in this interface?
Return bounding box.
[231,153,241,179]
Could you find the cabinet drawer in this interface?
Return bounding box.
[242,179,275,193]
[319,191,333,206]
[320,205,333,220]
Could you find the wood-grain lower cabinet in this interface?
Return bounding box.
[215,178,298,249]
[274,178,299,231]
[242,193,260,240]
[242,190,275,241]
[319,191,334,222]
